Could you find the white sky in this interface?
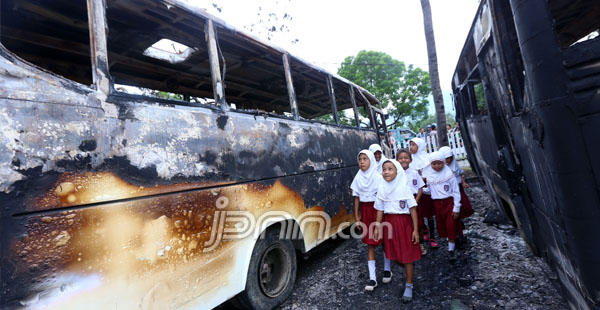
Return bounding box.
[186,0,481,116]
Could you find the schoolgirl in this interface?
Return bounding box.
[424,151,462,262]
[396,149,428,255]
[439,146,474,220]
[408,138,439,249]
[368,143,387,174]
[373,159,421,303]
[350,150,392,291]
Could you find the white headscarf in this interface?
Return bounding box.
[439,146,461,177]
[423,151,455,184]
[350,150,382,197]
[376,159,414,201]
[408,137,429,171]
[368,143,387,173]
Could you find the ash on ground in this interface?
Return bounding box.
[279,181,567,310]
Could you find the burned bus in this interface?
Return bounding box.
[452,0,600,309]
[0,0,389,309]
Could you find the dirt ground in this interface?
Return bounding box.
[278,180,568,310]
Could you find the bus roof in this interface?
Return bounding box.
[0,0,382,118]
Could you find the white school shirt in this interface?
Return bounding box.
[352,190,377,202]
[450,163,465,184]
[455,167,464,184]
[374,196,418,215]
[428,176,462,213]
[404,168,425,195]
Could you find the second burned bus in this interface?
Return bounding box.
[0,0,389,309]
[453,0,600,309]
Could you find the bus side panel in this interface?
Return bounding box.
[509,0,600,307]
[1,166,363,310]
[0,46,378,309]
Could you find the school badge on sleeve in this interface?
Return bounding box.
[399,200,407,209]
[444,184,450,192]
[412,179,418,185]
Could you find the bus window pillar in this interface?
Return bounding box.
[357,90,377,131]
[206,19,228,110]
[86,0,112,96]
[326,75,339,125]
[282,54,299,120]
[349,85,360,128]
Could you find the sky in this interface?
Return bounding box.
[185,0,481,117]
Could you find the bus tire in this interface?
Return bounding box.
[237,228,297,310]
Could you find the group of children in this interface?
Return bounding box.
[350,138,474,302]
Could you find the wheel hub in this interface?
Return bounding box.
[258,244,291,298]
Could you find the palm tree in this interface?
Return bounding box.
[420,0,448,147]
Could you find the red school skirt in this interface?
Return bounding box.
[360,201,382,246]
[417,193,435,230]
[433,197,464,241]
[459,183,474,219]
[382,214,422,264]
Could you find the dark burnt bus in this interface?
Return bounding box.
[452,0,600,309]
[0,0,389,309]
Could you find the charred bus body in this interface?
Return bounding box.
[0,0,389,309]
[453,0,600,309]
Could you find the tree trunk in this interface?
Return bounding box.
[420,0,448,147]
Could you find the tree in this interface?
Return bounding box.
[314,111,355,126]
[473,83,488,114]
[337,50,431,129]
[411,113,455,134]
[420,0,448,146]
[412,113,437,132]
[446,113,457,127]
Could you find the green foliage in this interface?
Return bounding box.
[157,91,184,101]
[474,83,488,114]
[141,89,185,101]
[445,113,456,127]
[337,50,431,128]
[314,110,356,126]
[412,113,436,132]
[411,112,456,132]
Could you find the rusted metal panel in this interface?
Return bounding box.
[3,172,358,309]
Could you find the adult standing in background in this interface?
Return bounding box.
[417,128,426,138]
[388,131,397,158]
[430,124,438,148]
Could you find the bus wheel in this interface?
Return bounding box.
[237,228,297,309]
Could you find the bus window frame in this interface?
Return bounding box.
[87,0,376,131]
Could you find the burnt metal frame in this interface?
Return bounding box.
[452,0,600,308]
[349,85,361,128]
[86,0,112,96]
[282,53,299,121]
[326,75,340,126]
[206,19,227,109]
[85,0,371,130]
